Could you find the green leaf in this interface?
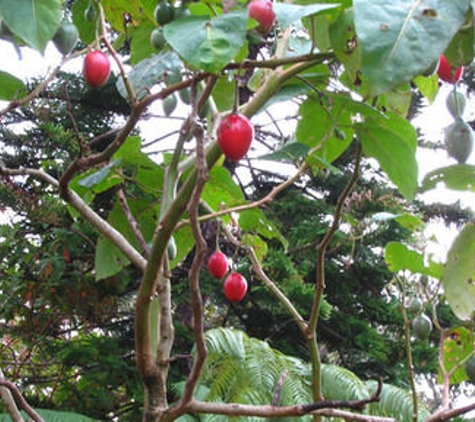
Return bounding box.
[258,142,310,163]
[116,51,182,100]
[95,236,130,280]
[329,7,361,83]
[101,0,148,32]
[202,166,245,213]
[274,3,340,31]
[0,70,27,100]
[77,159,122,189]
[356,112,418,200]
[441,326,473,384]
[419,164,475,193]
[239,208,288,250]
[354,0,470,96]
[296,95,352,168]
[130,21,157,64]
[163,11,248,73]
[413,74,439,104]
[442,223,475,320]
[72,0,96,45]
[385,242,442,279]
[0,0,62,52]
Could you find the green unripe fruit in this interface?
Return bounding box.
[167,236,177,260]
[163,93,178,116]
[412,314,432,341]
[179,87,191,104]
[446,90,466,119]
[407,298,423,314]
[465,355,475,384]
[154,1,175,26]
[165,67,182,87]
[53,21,79,55]
[150,27,166,50]
[84,2,98,22]
[445,118,474,164]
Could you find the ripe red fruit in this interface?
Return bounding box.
[248,0,275,34]
[208,251,229,279]
[224,272,248,302]
[437,55,463,84]
[217,113,254,161]
[83,50,111,89]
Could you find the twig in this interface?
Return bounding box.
[117,188,149,258]
[0,166,146,272]
[0,378,43,422]
[426,401,475,422]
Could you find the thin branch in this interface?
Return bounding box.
[426,401,475,422]
[117,188,149,258]
[184,382,384,418]
[0,378,43,422]
[181,122,209,405]
[0,166,146,272]
[0,369,24,422]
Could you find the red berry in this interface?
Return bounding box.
[217,113,254,161]
[437,55,463,84]
[223,272,247,302]
[248,0,275,34]
[83,50,111,89]
[208,251,229,279]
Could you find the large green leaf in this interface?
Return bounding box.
[442,223,475,320]
[116,51,182,100]
[72,0,98,45]
[353,0,469,96]
[419,164,475,193]
[273,3,339,30]
[163,11,248,73]
[356,112,418,200]
[0,70,27,100]
[385,241,443,279]
[0,0,62,52]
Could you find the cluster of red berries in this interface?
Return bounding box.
[207,251,247,302]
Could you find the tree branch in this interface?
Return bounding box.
[426,401,475,422]
[0,166,146,272]
[0,378,43,422]
[0,368,24,422]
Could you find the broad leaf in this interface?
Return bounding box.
[441,326,474,384]
[258,142,310,163]
[239,208,288,250]
[442,223,475,320]
[116,51,182,100]
[0,0,62,52]
[356,112,418,200]
[274,3,339,31]
[163,11,248,73]
[0,70,27,100]
[72,0,96,45]
[354,0,469,96]
[385,242,442,279]
[77,159,122,190]
[419,164,475,193]
[130,21,157,64]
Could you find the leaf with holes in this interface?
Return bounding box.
[353,0,469,96]
[443,223,475,320]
